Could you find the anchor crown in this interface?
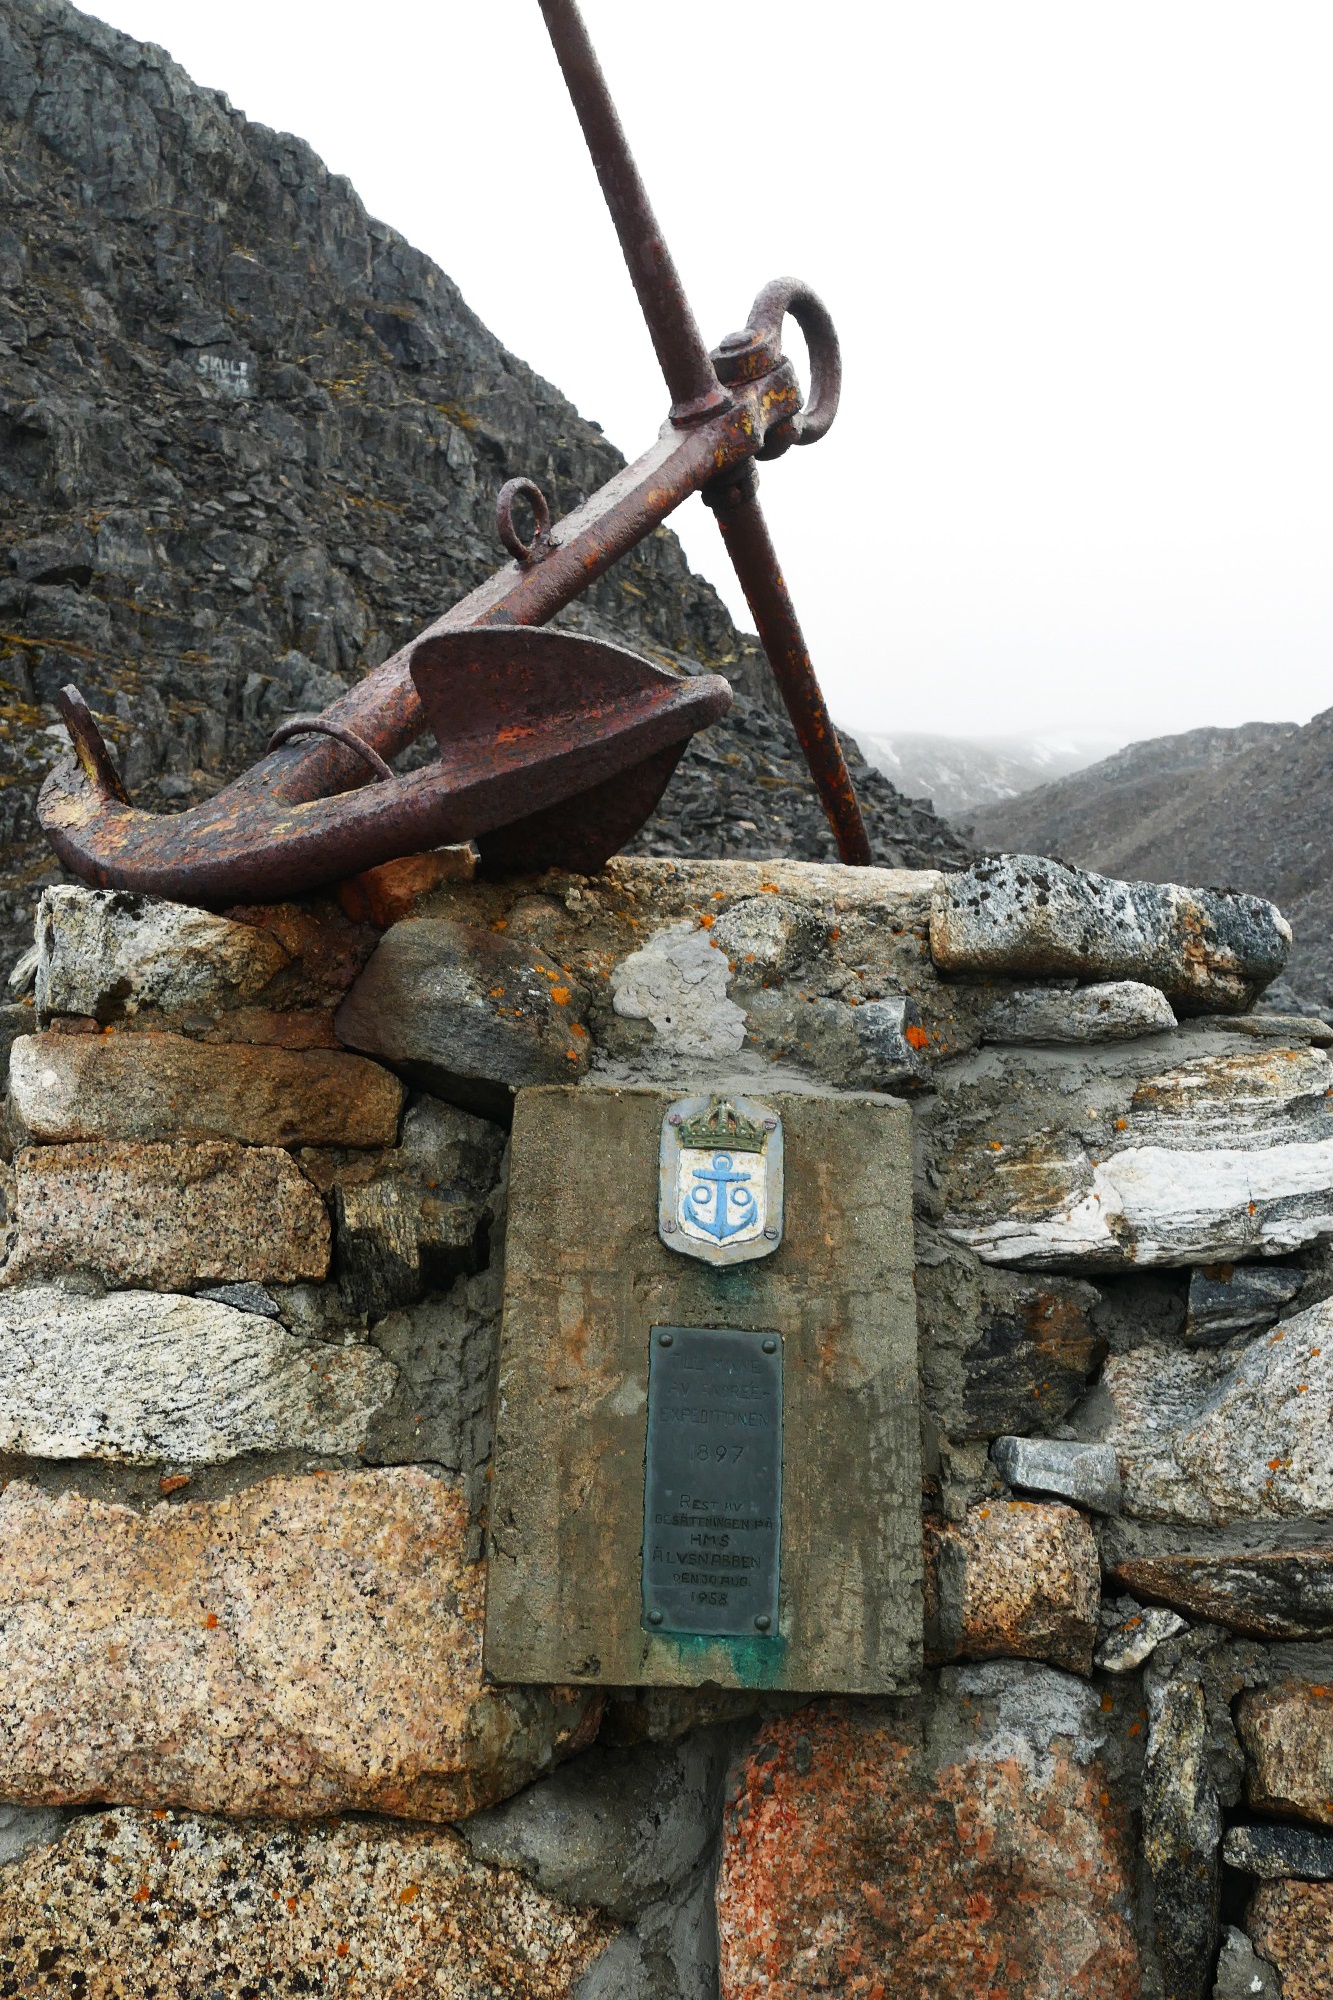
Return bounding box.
[678,1098,769,1154]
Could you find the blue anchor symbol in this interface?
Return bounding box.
[683,1152,757,1242]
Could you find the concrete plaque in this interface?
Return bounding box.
[643,1325,782,1638]
[484,1085,921,1694]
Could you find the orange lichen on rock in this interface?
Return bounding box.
[717,1688,1141,1999]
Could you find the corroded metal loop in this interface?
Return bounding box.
[267,716,395,782]
[496,478,554,567]
[713,278,841,458]
[748,279,841,446]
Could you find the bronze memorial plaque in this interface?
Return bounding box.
[484,1084,921,1695]
[642,1326,783,1638]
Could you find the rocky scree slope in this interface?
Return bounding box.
[0,0,970,967]
[965,719,1333,1012]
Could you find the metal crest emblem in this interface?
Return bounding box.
[658,1095,784,1265]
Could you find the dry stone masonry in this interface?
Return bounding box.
[0,846,1327,1996]
[2,4,1326,1992]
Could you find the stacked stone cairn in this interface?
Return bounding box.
[0,847,1328,1997]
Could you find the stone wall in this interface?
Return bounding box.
[0,849,1329,1997]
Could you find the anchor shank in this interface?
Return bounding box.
[707,473,872,866]
[537,0,725,423]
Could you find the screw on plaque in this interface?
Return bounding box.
[755,1615,772,1631]
[762,1337,778,1353]
[648,1609,664,1626]
[658,1331,674,1346]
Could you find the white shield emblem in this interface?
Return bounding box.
[658,1095,783,1265]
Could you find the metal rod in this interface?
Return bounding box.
[537,0,726,423]
[706,470,872,866]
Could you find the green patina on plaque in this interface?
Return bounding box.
[483,1084,921,1694]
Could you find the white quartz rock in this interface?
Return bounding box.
[0,1286,396,1463]
[35,885,287,1022]
[610,923,746,1059]
[1096,1297,1333,1524]
[944,1044,1333,1270]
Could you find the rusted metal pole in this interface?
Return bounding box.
[537,0,727,424]
[705,465,872,866]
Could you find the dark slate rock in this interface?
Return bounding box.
[1212,1926,1282,2000]
[329,1093,505,1314]
[1114,1553,1333,1641]
[915,1237,1105,1441]
[462,1730,732,1925]
[1185,1263,1305,1345]
[196,1281,281,1319]
[335,919,590,1121]
[1224,1823,1333,1882]
[1143,1674,1222,2000]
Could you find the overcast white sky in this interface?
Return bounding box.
[89,1,1333,744]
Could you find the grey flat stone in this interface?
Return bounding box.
[1212,1926,1281,2000]
[0,1807,71,1870]
[0,1285,396,1463]
[983,979,1177,1044]
[1224,1823,1333,1881]
[1206,1012,1333,1046]
[462,1731,730,1924]
[335,918,591,1120]
[991,1436,1122,1514]
[197,1282,282,1318]
[931,855,1289,1014]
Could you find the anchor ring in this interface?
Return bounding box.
[495,477,554,567]
[266,716,395,782]
[712,277,842,458]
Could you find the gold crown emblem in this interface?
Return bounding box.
[677,1098,769,1153]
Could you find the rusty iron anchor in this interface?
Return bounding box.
[39,0,871,905]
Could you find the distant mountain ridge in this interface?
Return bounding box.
[856,730,1117,819]
[966,716,1333,1011]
